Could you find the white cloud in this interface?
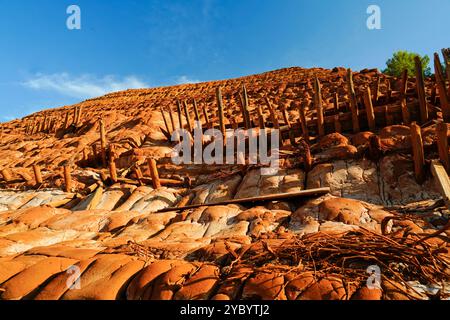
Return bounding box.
[22,73,148,99]
[175,75,201,85]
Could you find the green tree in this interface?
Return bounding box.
[383,50,431,77]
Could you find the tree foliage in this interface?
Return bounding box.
[383,51,431,77]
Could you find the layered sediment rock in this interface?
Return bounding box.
[0,67,448,300]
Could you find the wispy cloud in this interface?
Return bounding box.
[22,73,149,99]
[1,115,16,122]
[175,75,201,85]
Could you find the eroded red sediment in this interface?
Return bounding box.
[0,66,449,300]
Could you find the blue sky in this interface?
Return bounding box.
[0,0,449,121]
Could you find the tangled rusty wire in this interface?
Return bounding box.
[224,227,449,297]
[106,240,185,263]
